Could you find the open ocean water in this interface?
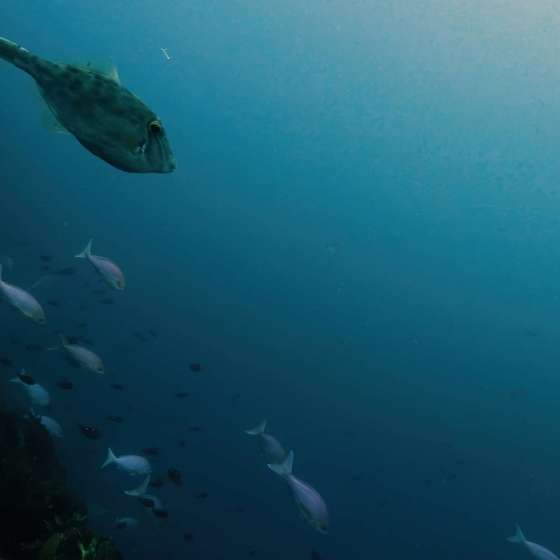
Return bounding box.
[2,1,560,559]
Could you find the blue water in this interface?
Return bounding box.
[3,1,560,558]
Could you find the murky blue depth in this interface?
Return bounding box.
[2,2,560,559]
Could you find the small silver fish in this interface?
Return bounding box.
[10,371,51,407]
[59,334,104,374]
[245,419,289,465]
[35,413,63,438]
[268,451,329,534]
[75,239,125,290]
[0,36,175,173]
[508,525,560,560]
[0,264,46,324]
[114,517,139,530]
[101,448,152,476]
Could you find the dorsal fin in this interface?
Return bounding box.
[75,59,120,84]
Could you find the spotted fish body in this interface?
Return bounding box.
[0,36,175,173]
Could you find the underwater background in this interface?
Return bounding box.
[2,1,560,558]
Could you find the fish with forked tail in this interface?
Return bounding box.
[507,524,560,560]
[268,451,329,534]
[75,239,125,290]
[0,36,175,173]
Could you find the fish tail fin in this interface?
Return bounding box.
[0,37,30,69]
[101,447,117,469]
[244,419,267,436]
[9,376,22,385]
[507,524,526,544]
[59,334,68,346]
[268,450,294,476]
[75,239,93,259]
[124,475,151,497]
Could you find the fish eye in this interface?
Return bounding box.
[149,120,162,134]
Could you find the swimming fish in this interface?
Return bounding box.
[0,36,175,173]
[268,451,329,534]
[101,448,152,476]
[10,370,51,407]
[75,240,125,290]
[113,517,139,530]
[245,419,289,465]
[34,412,63,438]
[508,524,560,560]
[59,334,104,374]
[0,265,46,324]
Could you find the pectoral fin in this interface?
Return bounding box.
[35,86,69,135]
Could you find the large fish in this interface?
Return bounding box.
[0,36,175,173]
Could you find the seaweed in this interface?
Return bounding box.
[0,407,122,560]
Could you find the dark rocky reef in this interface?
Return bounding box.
[0,407,122,560]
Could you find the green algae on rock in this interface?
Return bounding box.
[0,407,122,560]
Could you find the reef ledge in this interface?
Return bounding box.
[0,407,122,560]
